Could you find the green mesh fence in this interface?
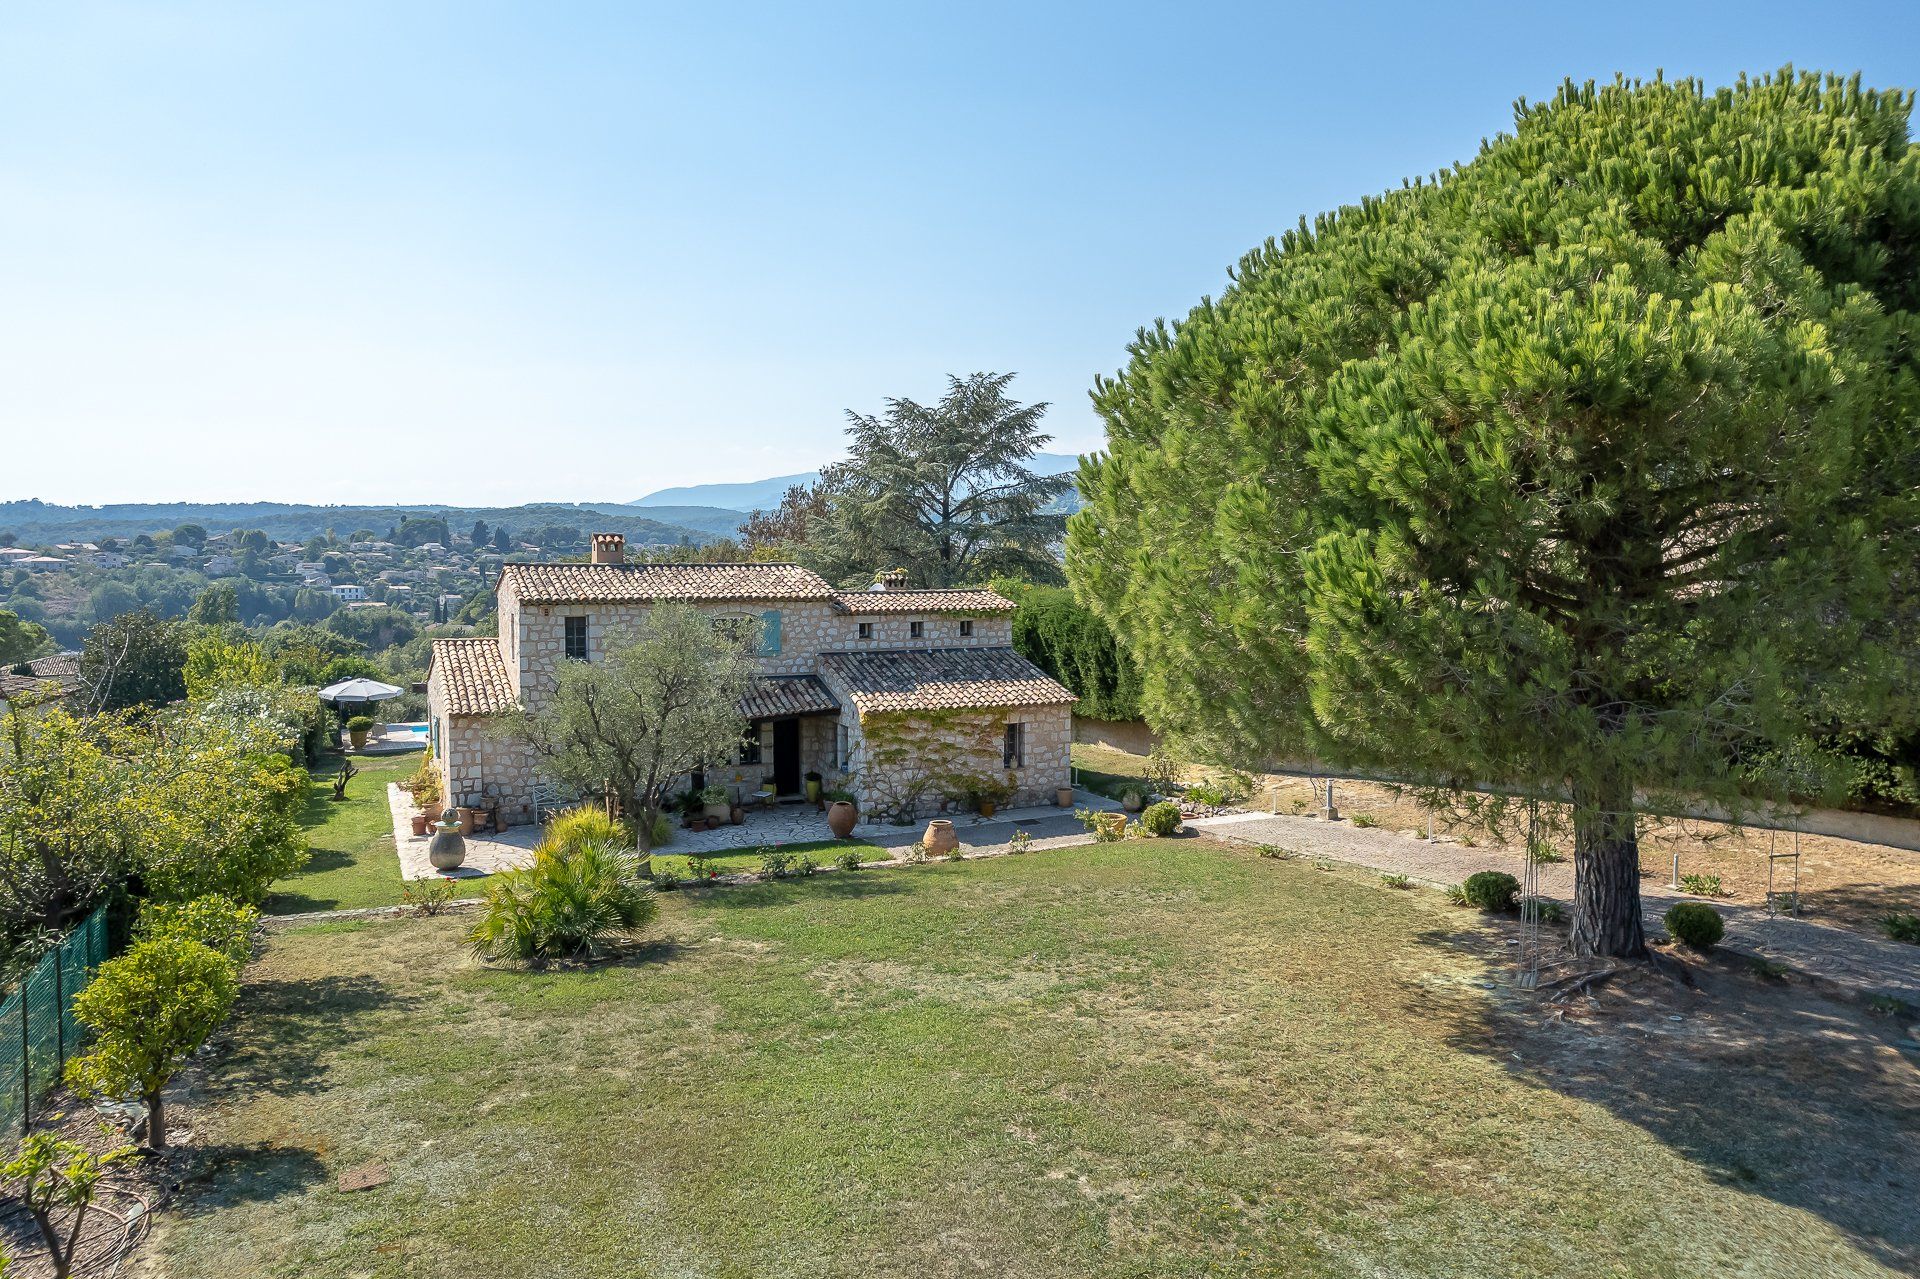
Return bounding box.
[0,905,114,1135]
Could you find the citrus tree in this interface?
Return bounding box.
[66,937,240,1150]
[1069,72,1920,956]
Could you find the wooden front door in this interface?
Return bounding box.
[772,719,801,796]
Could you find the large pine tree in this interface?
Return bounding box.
[1069,72,1920,957]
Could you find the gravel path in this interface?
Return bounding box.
[1190,812,1920,1003]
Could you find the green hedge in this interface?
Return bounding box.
[1010,587,1142,722]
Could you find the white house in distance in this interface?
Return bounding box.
[426,533,1075,824]
[330,583,366,602]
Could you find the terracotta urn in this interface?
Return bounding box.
[1056,787,1074,808]
[410,812,430,837]
[826,800,857,839]
[427,811,467,871]
[729,804,745,826]
[922,819,958,858]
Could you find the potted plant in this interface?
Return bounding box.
[805,770,824,806]
[1056,785,1075,808]
[700,783,732,822]
[410,811,430,837]
[346,714,374,750]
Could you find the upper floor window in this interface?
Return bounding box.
[909,620,924,639]
[959,619,973,638]
[1004,722,1025,769]
[857,621,873,640]
[564,615,588,661]
[715,610,783,656]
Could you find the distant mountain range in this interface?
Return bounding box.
[629,452,1086,514]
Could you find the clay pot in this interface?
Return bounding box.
[410,813,430,837]
[427,812,467,870]
[729,805,745,826]
[457,807,481,836]
[1056,787,1074,808]
[704,801,731,822]
[978,800,997,819]
[348,729,369,749]
[922,819,958,858]
[826,800,857,839]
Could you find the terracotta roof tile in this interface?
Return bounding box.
[431,638,516,716]
[818,647,1076,714]
[829,589,1014,615]
[738,676,840,720]
[498,562,832,605]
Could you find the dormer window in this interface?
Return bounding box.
[959,619,973,638]
[857,622,873,640]
[909,620,924,639]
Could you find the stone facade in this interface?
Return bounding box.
[428,548,1063,825]
[838,702,1073,822]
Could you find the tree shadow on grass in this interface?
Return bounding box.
[198,976,421,1102]
[166,1142,331,1218]
[1404,922,1920,1272]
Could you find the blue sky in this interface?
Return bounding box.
[2,2,1914,507]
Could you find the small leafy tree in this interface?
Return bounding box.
[66,938,240,1150]
[1,1132,137,1279]
[502,605,756,850]
[0,608,51,668]
[182,633,275,699]
[80,609,188,711]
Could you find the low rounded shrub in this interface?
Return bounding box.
[1882,911,1920,944]
[1461,871,1520,912]
[345,714,374,733]
[1140,801,1180,837]
[1664,901,1725,950]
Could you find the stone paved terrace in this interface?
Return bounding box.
[1189,810,1920,1004]
[389,783,1122,881]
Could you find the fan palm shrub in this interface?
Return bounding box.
[468,822,658,965]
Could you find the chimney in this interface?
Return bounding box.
[590,533,626,565]
[872,568,909,592]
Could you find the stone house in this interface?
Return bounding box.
[426,533,1074,824]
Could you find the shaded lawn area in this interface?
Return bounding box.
[267,752,483,915]
[164,842,1918,1278]
[649,836,873,879]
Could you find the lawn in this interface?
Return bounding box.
[161,841,1917,1278]
[265,751,481,915]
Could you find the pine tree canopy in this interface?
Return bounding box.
[1067,70,1920,956]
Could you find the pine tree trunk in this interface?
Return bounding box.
[1569,775,1648,958]
[145,1089,167,1151]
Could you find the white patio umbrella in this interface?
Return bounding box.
[318,677,405,708]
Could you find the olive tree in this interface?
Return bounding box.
[503,604,757,850]
[1069,72,1920,957]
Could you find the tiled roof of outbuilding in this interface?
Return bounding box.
[738,676,840,720]
[818,647,1076,714]
[430,638,516,715]
[828,589,1014,615]
[498,562,832,605]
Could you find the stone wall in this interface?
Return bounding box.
[428,660,546,824]
[845,702,1070,821]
